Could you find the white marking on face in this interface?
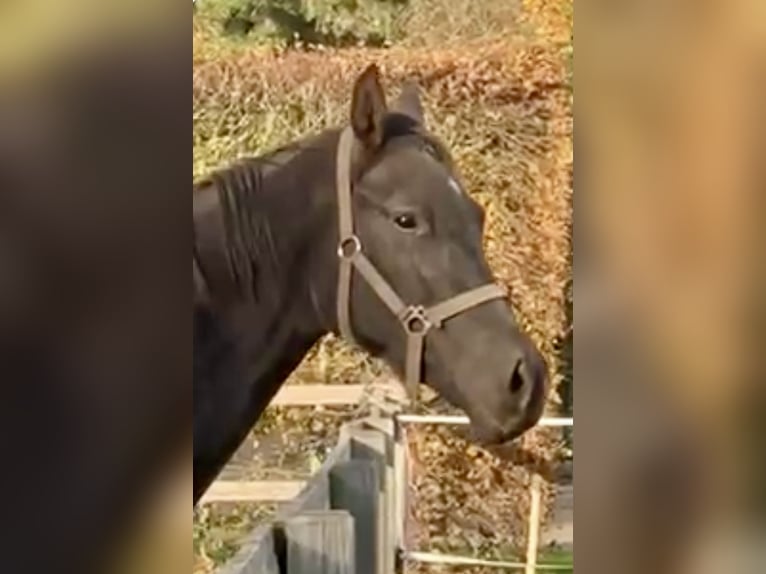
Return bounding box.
[447,177,462,196]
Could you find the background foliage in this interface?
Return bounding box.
[196,0,410,46]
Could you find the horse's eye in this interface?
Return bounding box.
[393,213,418,231]
[422,141,439,159]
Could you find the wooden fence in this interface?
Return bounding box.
[207,385,574,573]
[201,383,404,506]
[217,417,395,574]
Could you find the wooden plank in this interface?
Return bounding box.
[218,525,279,574]
[392,417,408,570]
[353,419,397,574]
[330,460,379,574]
[277,433,352,518]
[284,511,355,574]
[270,385,365,407]
[201,480,306,504]
[350,422,395,574]
[270,383,406,407]
[206,421,377,506]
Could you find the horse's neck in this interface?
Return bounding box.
[193,138,338,501]
[193,302,320,501]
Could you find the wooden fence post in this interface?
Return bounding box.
[283,511,355,574]
[525,473,543,574]
[213,422,393,574]
[348,421,392,574]
[330,459,379,574]
[277,434,352,518]
[217,525,280,574]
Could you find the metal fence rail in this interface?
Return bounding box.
[393,414,574,573]
[402,551,573,570]
[395,413,574,427]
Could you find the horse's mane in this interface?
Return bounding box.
[193,132,336,302]
[195,138,301,193]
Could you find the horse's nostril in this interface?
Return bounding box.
[509,361,525,394]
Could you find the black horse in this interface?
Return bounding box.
[194,65,549,504]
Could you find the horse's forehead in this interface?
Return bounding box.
[374,147,460,202]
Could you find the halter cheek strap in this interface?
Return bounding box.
[335,126,506,401]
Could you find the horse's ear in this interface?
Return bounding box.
[392,81,425,125]
[350,64,387,152]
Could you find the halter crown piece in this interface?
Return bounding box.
[335,127,507,402]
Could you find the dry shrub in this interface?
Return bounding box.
[399,0,533,47]
[194,35,572,571]
[405,425,563,573]
[521,0,573,44]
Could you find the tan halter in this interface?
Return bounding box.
[335,127,507,401]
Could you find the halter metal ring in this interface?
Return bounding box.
[401,305,431,335]
[338,235,362,259]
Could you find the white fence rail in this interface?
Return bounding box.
[393,413,573,572]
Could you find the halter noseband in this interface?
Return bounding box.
[335,127,507,402]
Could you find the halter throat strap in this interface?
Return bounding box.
[334,126,506,401]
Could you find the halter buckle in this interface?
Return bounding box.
[401,305,431,335]
[337,235,362,259]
